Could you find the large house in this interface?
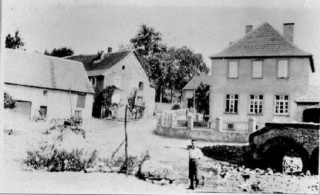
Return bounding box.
[67,48,155,118]
[3,48,94,119]
[210,23,315,129]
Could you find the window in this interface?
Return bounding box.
[139,82,144,91]
[114,75,121,88]
[249,95,263,114]
[89,77,96,86]
[252,60,263,78]
[137,96,143,106]
[77,94,86,108]
[74,110,82,117]
[122,65,125,70]
[278,60,288,78]
[43,90,48,96]
[225,94,238,114]
[274,95,289,115]
[228,61,238,78]
[40,106,47,117]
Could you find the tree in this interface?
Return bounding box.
[4,92,15,109]
[5,30,25,49]
[194,82,210,116]
[170,46,209,101]
[45,47,74,58]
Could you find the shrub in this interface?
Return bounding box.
[171,104,180,110]
[103,150,151,175]
[24,124,96,172]
[4,92,15,109]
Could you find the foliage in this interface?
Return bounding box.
[130,24,209,102]
[44,47,74,58]
[95,86,117,110]
[4,92,15,109]
[5,30,25,49]
[127,88,138,112]
[194,82,210,115]
[171,104,181,110]
[24,124,97,172]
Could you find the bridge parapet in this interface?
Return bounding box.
[248,122,319,174]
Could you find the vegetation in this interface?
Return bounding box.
[171,104,181,110]
[130,24,209,102]
[194,82,210,116]
[44,47,74,58]
[5,30,25,49]
[24,124,97,172]
[4,92,15,109]
[95,86,117,117]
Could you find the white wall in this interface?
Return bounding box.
[4,84,93,119]
[103,53,155,117]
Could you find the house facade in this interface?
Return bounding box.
[3,49,94,119]
[210,23,315,129]
[182,75,211,108]
[67,48,155,118]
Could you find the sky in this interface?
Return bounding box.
[2,0,320,80]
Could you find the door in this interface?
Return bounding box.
[15,101,32,116]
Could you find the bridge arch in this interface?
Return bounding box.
[310,147,319,175]
[259,136,309,172]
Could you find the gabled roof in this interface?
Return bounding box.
[3,48,94,94]
[67,50,131,75]
[211,23,314,72]
[182,75,211,90]
[295,85,320,103]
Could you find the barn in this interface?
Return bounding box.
[3,48,94,119]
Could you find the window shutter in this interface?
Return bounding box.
[228,61,238,78]
[253,61,262,78]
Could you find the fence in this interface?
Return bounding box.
[158,111,259,133]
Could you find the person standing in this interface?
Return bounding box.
[187,139,203,190]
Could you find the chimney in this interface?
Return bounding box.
[108,47,112,53]
[99,50,104,60]
[246,25,253,34]
[283,23,294,42]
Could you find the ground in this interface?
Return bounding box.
[1,110,319,194]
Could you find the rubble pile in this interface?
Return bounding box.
[192,160,319,193]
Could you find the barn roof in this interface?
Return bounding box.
[210,23,314,72]
[67,50,131,74]
[3,48,94,94]
[182,75,211,90]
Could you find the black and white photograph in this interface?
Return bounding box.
[1,0,319,194]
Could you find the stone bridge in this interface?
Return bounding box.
[248,122,319,174]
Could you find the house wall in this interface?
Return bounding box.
[4,84,93,119]
[102,53,155,117]
[210,58,311,124]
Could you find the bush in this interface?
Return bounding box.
[4,92,15,109]
[171,104,180,110]
[24,124,96,172]
[103,151,151,175]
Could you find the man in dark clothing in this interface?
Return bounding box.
[187,139,203,190]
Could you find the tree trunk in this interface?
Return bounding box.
[171,87,173,103]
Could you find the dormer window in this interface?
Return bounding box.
[277,60,288,78]
[122,65,125,70]
[228,61,238,78]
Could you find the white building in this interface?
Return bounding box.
[3,48,94,119]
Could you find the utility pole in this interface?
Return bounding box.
[124,105,128,176]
